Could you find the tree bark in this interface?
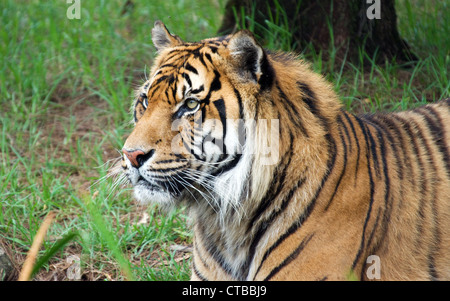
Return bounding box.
[218,0,417,64]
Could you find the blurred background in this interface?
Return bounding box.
[0,0,448,281]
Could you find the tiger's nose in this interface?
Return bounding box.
[122,149,155,168]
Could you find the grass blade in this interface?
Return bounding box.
[86,191,135,281]
[31,232,79,279]
[18,211,56,281]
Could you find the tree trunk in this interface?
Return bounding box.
[218,0,417,64]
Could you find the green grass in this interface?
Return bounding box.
[0,0,448,281]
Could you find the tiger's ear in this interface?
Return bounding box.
[151,21,183,52]
[228,30,265,83]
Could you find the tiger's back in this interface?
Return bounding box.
[191,99,450,281]
[352,102,450,280]
[254,101,450,281]
[121,21,450,280]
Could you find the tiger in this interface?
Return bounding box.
[121,21,450,281]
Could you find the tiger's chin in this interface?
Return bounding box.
[132,180,177,206]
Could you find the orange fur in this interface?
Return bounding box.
[121,22,450,280]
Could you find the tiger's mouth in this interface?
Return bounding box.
[136,177,166,193]
[132,175,187,204]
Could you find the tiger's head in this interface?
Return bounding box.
[122,21,277,210]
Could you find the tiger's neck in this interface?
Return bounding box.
[190,121,335,280]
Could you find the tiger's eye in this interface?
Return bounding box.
[186,98,199,110]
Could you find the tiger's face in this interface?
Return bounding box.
[121,22,267,206]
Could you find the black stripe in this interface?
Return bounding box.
[181,85,186,99]
[158,63,174,69]
[134,97,145,122]
[213,98,227,155]
[340,112,353,152]
[371,115,407,221]
[365,208,382,256]
[234,88,244,120]
[368,115,404,180]
[418,106,450,178]
[348,115,392,259]
[342,112,361,184]
[197,221,235,278]
[191,85,204,94]
[200,104,207,124]
[184,62,198,74]
[263,234,314,281]
[138,175,186,195]
[359,207,382,280]
[364,116,392,219]
[390,114,428,250]
[154,74,170,86]
[413,116,440,280]
[204,52,213,65]
[133,106,138,122]
[190,45,203,57]
[197,52,208,69]
[210,70,222,92]
[254,133,337,279]
[297,81,328,129]
[248,133,294,230]
[379,115,414,188]
[199,71,220,108]
[394,113,441,280]
[415,113,442,280]
[362,115,381,178]
[324,115,348,211]
[211,154,242,176]
[154,158,185,164]
[258,52,274,90]
[149,85,160,100]
[276,83,309,137]
[351,116,376,271]
[162,177,186,195]
[171,84,177,103]
[251,174,306,279]
[363,116,403,269]
[194,236,210,269]
[147,164,188,173]
[164,49,188,62]
[180,134,195,158]
[209,45,218,53]
[182,72,192,87]
[192,260,209,281]
[164,90,171,105]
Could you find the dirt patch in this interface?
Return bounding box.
[39,84,123,192]
[6,81,131,281]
